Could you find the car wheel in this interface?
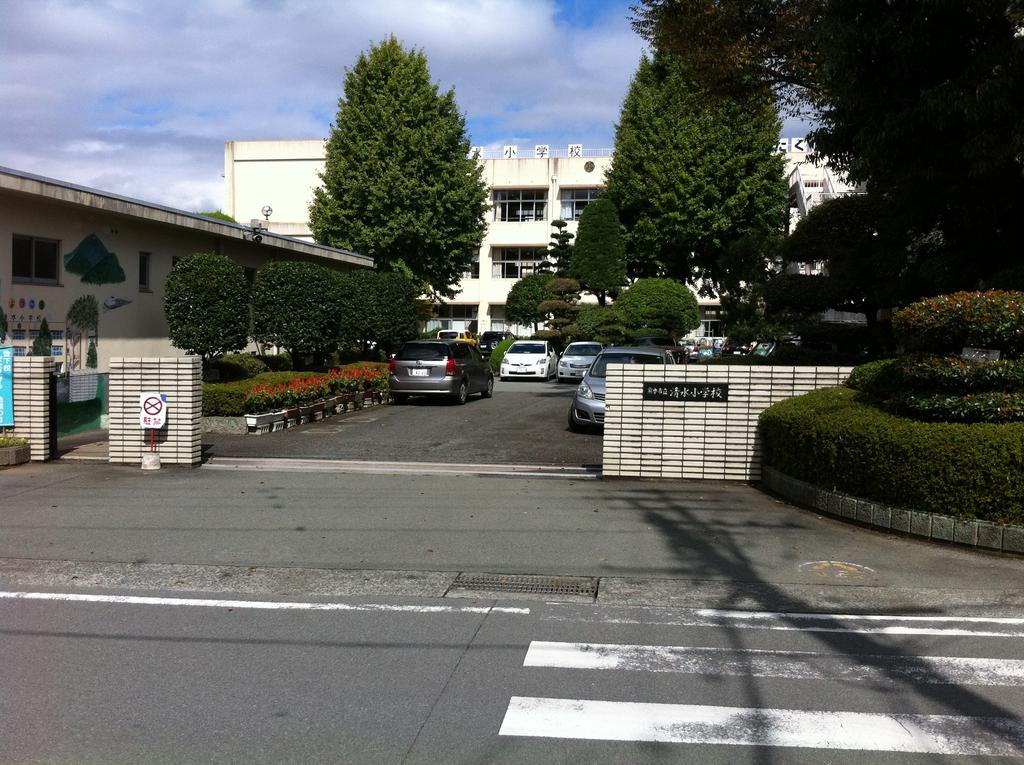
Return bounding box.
[453,380,468,405]
[391,393,407,405]
[481,375,494,398]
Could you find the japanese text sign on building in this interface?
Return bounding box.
[139,392,168,429]
[643,382,730,402]
[0,347,13,427]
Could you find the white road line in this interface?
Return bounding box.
[542,607,1024,637]
[203,457,599,479]
[499,697,1024,756]
[0,591,529,615]
[524,641,1024,686]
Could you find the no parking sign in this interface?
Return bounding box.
[139,393,168,429]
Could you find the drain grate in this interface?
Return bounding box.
[448,572,598,598]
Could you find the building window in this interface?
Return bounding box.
[11,329,26,341]
[560,188,600,221]
[462,252,480,280]
[428,303,478,332]
[12,347,25,356]
[493,190,547,222]
[139,252,151,290]
[491,247,552,279]
[51,345,63,356]
[12,235,60,284]
[51,329,64,340]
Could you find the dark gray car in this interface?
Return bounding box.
[388,340,494,405]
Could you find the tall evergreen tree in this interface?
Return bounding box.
[546,219,575,276]
[603,52,787,290]
[309,37,489,298]
[570,198,627,305]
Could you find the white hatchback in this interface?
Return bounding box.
[499,340,557,381]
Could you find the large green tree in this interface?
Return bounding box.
[603,52,787,289]
[615,278,702,339]
[633,0,1024,294]
[808,1,1024,291]
[309,37,489,298]
[336,270,419,357]
[164,254,250,362]
[570,198,627,306]
[251,261,342,368]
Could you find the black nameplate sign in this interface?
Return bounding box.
[643,382,729,402]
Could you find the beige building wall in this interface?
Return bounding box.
[2,168,371,372]
[224,139,825,336]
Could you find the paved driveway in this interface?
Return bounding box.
[204,379,603,465]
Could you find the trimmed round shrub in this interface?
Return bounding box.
[260,353,292,372]
[615,278,700,338]
[489,338,517,372]
[164,253,251,360]
[215,353,270,381]
[892,291,1024,358]
[760,387,1024,524]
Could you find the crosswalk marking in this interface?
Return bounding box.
[499,697,1024,756]
[523,641,1024,686]
[542,606,1024,637]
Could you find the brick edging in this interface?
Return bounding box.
[760,466,1024,556]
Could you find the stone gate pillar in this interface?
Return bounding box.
[11,356,54,461]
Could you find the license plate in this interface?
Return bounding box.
[409,368,428,376]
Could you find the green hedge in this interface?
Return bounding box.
[760,387,1024,524]
[892,291,1024,359]
[847,356,1024,422]
[214,354,270,381]
[202,362,390,416]
[490,338,517,372]
[203,371,320,417]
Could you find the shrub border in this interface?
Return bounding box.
[762,466,1024,556]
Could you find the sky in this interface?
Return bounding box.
[1,0,807,214]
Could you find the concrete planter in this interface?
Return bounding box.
[244,411,285,435]
[0,443,31,467]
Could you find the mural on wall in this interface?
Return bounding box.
[65,294,99,371]
[64,234,126,284]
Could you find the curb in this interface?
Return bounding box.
[761,466,1024,556]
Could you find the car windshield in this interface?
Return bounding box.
[589,352,664,378]
[396,343,449,361]
[481,332,505,340]
[437,331,458,339]
[565,344,601,357]
[508,343,546,354]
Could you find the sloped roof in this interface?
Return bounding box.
[0,165,373,269]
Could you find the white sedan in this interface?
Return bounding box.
[499,340,557,381]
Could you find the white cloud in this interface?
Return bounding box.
[1,0,643,211]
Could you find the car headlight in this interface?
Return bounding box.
[577,382,594,399]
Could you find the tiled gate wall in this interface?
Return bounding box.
[602,365,853,480]
[108,356,202,466]
[12,356,54,461]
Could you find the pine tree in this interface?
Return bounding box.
[570,198,627,305]
[547,220,575,276]
[309,37,489,298]
[603,52,787,289]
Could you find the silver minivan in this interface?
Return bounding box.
[389,341,494,405]
[568,346,675,431]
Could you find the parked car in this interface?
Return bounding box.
[568,346,676,431]
[478,330,515,356]
[557,341,603,383]
[499,340,557,381]
[436,329,477,346]
[389,340,493,404]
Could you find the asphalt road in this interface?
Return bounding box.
[203,379,603,466]
[2,591,1022,764]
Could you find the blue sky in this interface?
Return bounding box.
[1,0,808,212]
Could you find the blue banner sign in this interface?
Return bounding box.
[0,347,13,427]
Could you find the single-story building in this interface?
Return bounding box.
[1,165,373,373]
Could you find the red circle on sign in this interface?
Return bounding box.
[143,397,163,415]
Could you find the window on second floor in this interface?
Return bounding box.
[491,247,553,279]
[461,252,480,280]
[493,190,547,222]
[560,188,601,221]
[12,235,60,284]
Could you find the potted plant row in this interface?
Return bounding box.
[242,367,390,434]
